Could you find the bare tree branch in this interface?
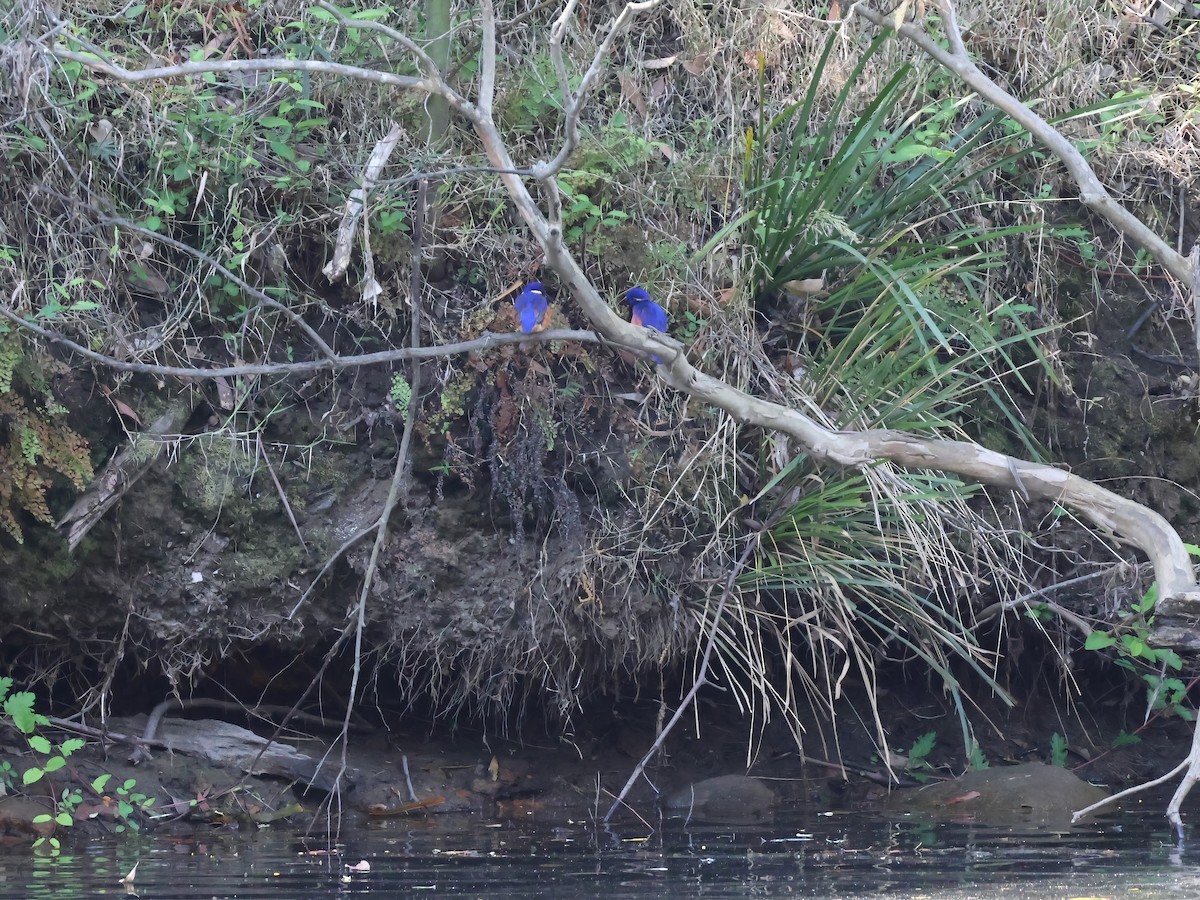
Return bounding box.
[850,0,1196,288]
[317,1,443,81]
[478,0,498,117]
[536,0,662,179]
[0,302,607,377]
[47,49,483,121]
[31,0,1200,616]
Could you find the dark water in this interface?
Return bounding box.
[2,807,1198,899]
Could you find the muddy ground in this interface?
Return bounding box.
[2,674,1194,844]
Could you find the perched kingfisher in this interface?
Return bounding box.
[625,286,668,363]
[513,281,551,334]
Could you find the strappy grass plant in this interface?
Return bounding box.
[689,30,1114,763]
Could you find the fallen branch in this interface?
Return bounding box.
[323,121,404,283]
[54,397,193,551]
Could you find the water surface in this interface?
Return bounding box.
[2,806,1196,898]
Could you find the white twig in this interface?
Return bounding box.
[479,0,498,116]
[325,123,403,283]
[536,0,662,179]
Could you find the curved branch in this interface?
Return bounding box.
[850,0,1193,287]
[467,7,1199,612]
[47,49,484,123]
[30,1,1200,613]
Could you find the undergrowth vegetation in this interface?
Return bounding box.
[0,0,1195,776]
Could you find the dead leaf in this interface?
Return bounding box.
[488,756,500,782]
[345,860,371,872]
[783,278,826,297]
[112,397,142,426]
[215,376,235,410]
[617,72,648,121]
[98,385,144,426]
[828,0,842,20]
[641,55,677,70]
[87,118,113,144]
[681,54,709,76]
[650,76,669,103]
[120,862,139,886]
[892,0,911,29]
[945,790,981,805]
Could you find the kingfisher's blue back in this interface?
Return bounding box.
[514,282,550,334]
[626,286,667,332]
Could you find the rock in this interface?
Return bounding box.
[0,795,55,841]
[886,762,1109,827]
[664,774,776,824]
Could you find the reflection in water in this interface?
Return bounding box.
[0,808,1192,899]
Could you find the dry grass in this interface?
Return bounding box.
[0,0,1190,747]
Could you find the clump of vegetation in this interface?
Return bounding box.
[1,677,154,853]
[0,332,92,543]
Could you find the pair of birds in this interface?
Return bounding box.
[514,282,668,362]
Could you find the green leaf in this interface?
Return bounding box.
[43,757,66,773]
[27,735,51,754]
[23,766,45,785]
[0,676,11,703]
[92,773,112,793]
[59,738,85,756]
[908,730,937,760]
[4,692,38,733]
[55,812,73,827]
[1084,631,1117,650]
[1049,732,1068,767]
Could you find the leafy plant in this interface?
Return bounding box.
[967,741,989,771]
[0,333,93,543]
[700,32,1039,301]
[905,731,937,782]
[1083,544,1200,722]
[390,372,412,417]
[0,677,154,852]
[1050,732,1069,767]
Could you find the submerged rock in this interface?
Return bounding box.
[664,774,776,824]
[886,762,1109,827]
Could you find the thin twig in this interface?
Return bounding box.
[256,432,307,553]
[335,177,428,787]
[603,533,761,823]
[0,303,603,377]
